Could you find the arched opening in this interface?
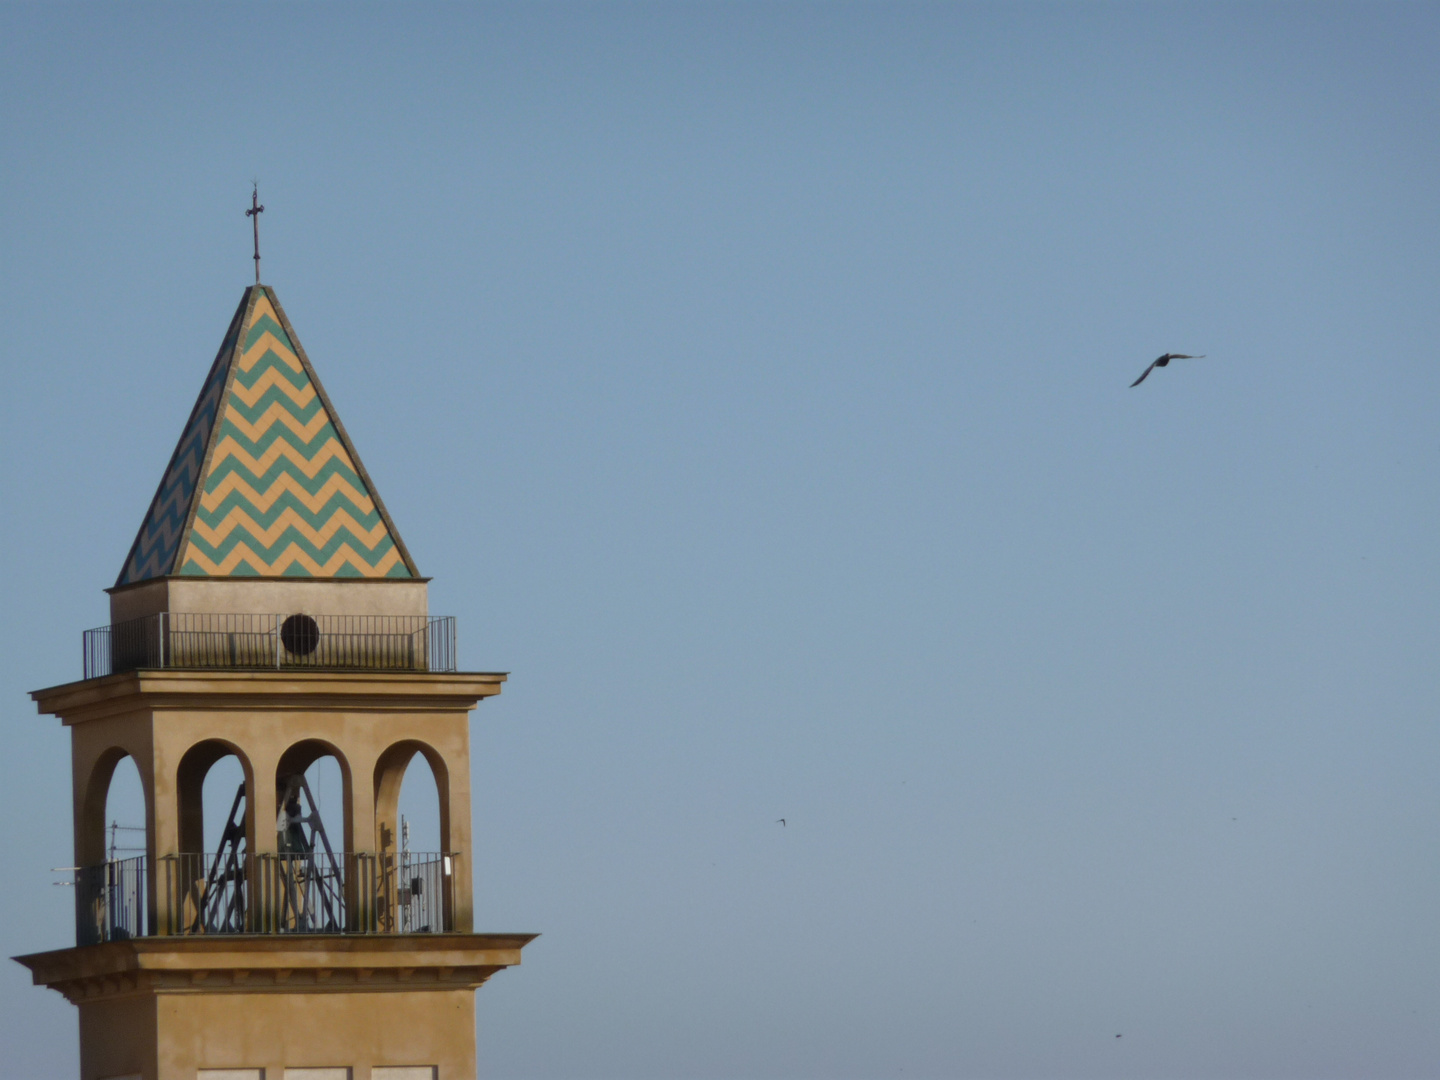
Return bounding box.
[374,741,451,932]
[102,755,147,862]
[76,749,150,944]
[202,755,247,852]
[175,740,255,935]
[79,748,148,867]
[274,740,352,855]
[273,740,351,933]
[397,752,441,855]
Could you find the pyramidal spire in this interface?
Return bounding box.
[117,286,418,584]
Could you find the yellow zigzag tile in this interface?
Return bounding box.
[272,543,405,577]
[199,469,378,517]
[228,365,317,410]
[182,539,406,578]
[191,504,391,550]
[207,433,358,483]
[247,293,285,326]
[239,334,304,376]
[241,296,290,342]
[223,400,332,444]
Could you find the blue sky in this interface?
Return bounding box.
[1,4,1438,1078]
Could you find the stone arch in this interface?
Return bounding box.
[373,740,451,857]
[79,746,151,867]
[275,738,354,856]
[373,739,454,932]
[175,739,256,857]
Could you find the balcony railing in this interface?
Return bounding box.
[75,857,146,945]
[74,853,456,944]
[82,613,457,679]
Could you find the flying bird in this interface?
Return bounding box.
[1130,353,1205,387]
[776,819,786,827]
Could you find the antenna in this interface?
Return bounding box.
[106,819,145,861]
[400,815,412,932]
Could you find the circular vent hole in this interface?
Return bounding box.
[280,614,320,656]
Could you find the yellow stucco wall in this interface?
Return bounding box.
[78,988,474,1080]
[109,579,430,624]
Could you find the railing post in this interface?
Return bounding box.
[252,853,264,932]
[74,868,88,946]
[445,852,456,932]
[161,855,172,935]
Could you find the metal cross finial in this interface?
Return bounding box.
[246,185,265,284]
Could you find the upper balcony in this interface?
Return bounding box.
[82,612,457,679]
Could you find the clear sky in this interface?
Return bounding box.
[2,4,1438,1078]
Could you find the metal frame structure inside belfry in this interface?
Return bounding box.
[275,773,343,932]
[189,775,342,935]
[191,783,248,934]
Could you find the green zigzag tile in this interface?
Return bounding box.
[208,417,349,461]
[243,312,294,350]
[180,553,411,578]
[231,352,312,392]
[193,488,385,532]
[202,454,370,498]
[223,388,327,425]
[185,525,398,566]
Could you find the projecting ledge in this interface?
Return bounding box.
[14,933,537,1003]
[32,668,509,723]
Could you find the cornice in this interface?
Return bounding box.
[32,669,508,724]
[14,933,537,1004]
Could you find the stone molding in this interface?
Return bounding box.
[33,669,508,726]
[15,934,537,1005]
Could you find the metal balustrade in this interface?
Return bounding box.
[82,613,457,679]
[71,853,456,943]
[75,857,147,946]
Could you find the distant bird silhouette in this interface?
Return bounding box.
[776,819,786,827]
[1130,353,1205,387]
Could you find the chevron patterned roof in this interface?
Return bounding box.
[117,286,419,585]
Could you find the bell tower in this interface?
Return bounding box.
[16,283,534,1080]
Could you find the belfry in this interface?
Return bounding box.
[16,272,534,1078]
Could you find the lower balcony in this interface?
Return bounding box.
[74,852,456,945]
